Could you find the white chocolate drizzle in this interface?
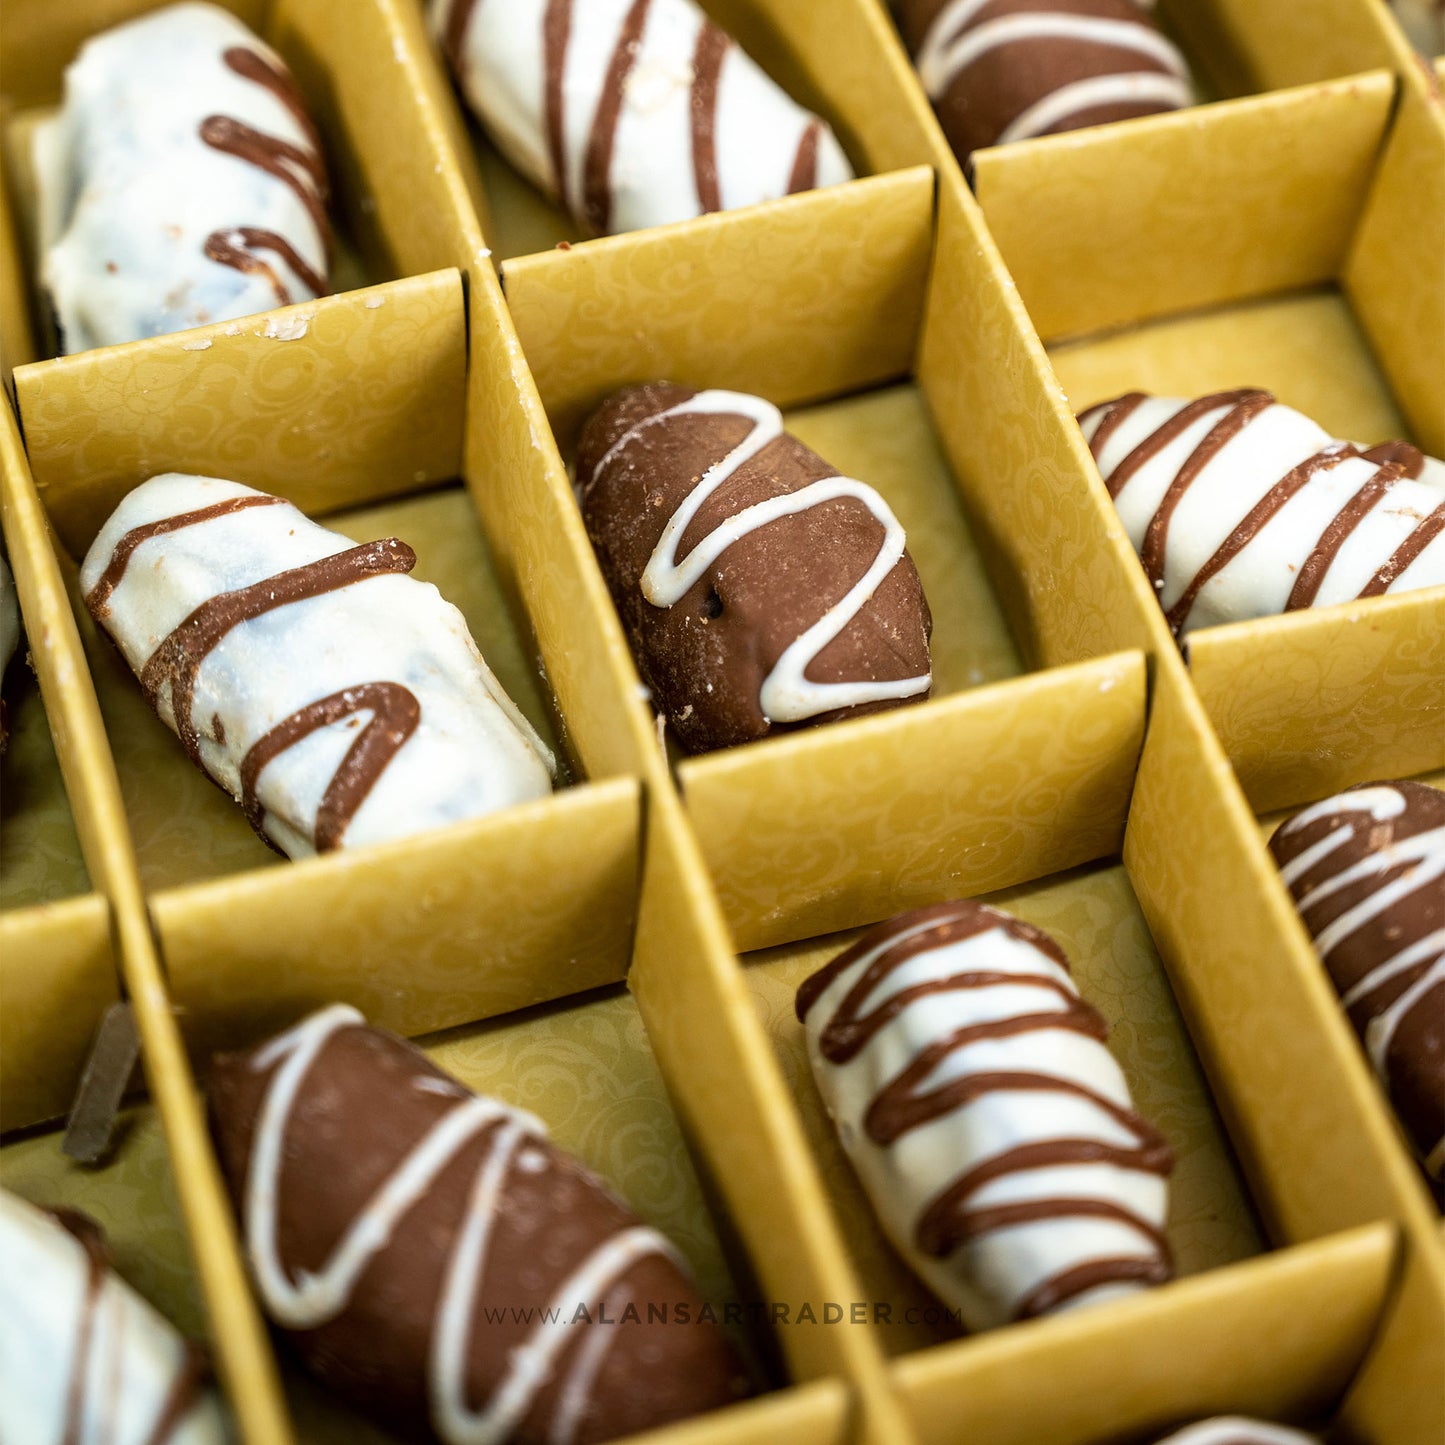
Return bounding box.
[590,390,931,724]
[916,0,1192,144]
[243,1006,678,1445]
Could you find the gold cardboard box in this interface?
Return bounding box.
[2,1,1443,1443]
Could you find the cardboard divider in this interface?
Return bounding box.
[1344,78,1445,457]
[15,271,468,558]
[1124,659,1444,1445]
[1156,0,1402,97]
[683,653,1145,952]
[502,168,934,452]
[2,356,295,1437]
[892,1222,1396,1445]
[629,784,918,1445]
[971,74,1395,344]
[153,778,641,1068]
[1187,589,1445,815]
[0,895,116,1128]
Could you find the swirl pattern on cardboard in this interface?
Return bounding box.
[430,0,853,235]
[81,474,554,859]
[208,1006,750,1445]
[1269,781,1445,1182]
[894,0,1193,162]
[1078,390,1445,635]
[0,1189,225,1445]
[578,383,932,753]
[796,899,1174,1331]
[34,3,331,353]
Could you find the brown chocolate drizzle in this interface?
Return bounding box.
[787,119,823,194]
[199,114,328,237]
[203,226,326,306]
[85,494,287,618]
[690,21,729,214]
[1162,447,1357,632]
[1081,392,1146,466]
[223,46,323,154]
[442,0,482,73]
[196,45,330,298]
[1087,389,1441,629]
[1013,1254,1172,1320]
[1362,439,1425,480]
[91,500,428,854]
[582,0,652,235]
[143,1340,212,1445]
[1284,465,1396,610]
[57,1208,109,1445]
[798,901,1173,1318]
[1097,389,1263,502]
[543,0,574,196]
[1357,502,1445,598]
[240,682,421,851]
[1138,390,1274,594]
[137,538,416,765]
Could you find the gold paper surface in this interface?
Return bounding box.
[0,894,115,1128]
[1189,590,1445,814]
[1345,79,1445,457]
[157,779,641,1068]
[683,654,1144,952]
[16,271,468,558]
[502,168,935,450]
[628,787,918,1444]
[893,1224,1395,1445]
[1126,665,1444,1445]
[973,75,1395,344]
[2,3,1441,1442]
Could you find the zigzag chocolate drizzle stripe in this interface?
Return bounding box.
[590,389,931,723]
[1137,389,1274,589]
[47,1208,210,1445]
[1358,502,1445,597]
[1285,466,1397,610]
[582,0,652,235]
[543,0,573,201]
[85,494,286,616]
[799,900,1173,1321]
[1161,447,1375,632]
[240,683,421,852]
[198,45,329,295]
[137,537,417,764]
[690,19,730,213]
[244,1007,675,1443]
[203,226,325,307]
